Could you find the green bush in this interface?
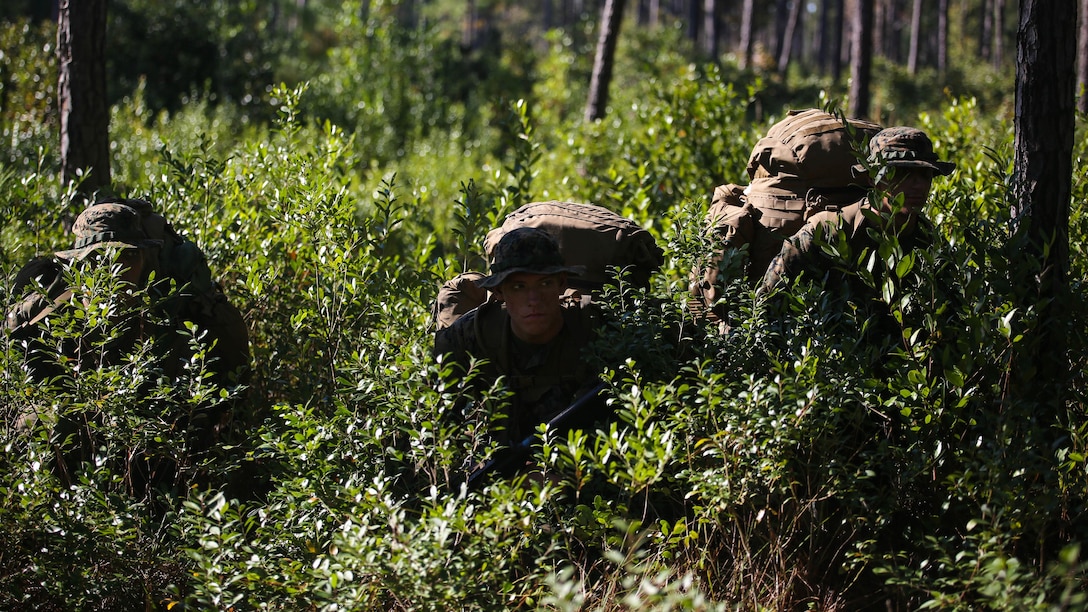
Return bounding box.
[1,7,1087,609]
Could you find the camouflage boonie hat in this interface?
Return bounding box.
[476,227,585,289]
[854,126,956,178]
[55,202,163,260]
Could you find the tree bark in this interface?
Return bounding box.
[777,0,802,74]
[1012,0,1076,411]
[907,0,922,73]
[585,0,627,122]
[739,0,755,69]
[831,0,845,81]
[58,0,111,198]
[703,0,719,58]
[1014,0,1075,288]
[980,0,993,63]
[1079,0,1088,113]
[937,0,949,75]
[992,0,1006,68]
[848,0,873,119]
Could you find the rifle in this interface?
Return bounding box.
[464,380,609,489]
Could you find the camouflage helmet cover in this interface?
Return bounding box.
[54,202,163,260]
[476,227,585,289]
[854,126,956,178]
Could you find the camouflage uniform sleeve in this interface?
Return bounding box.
[757,222,818,295]
[433,307,481,376]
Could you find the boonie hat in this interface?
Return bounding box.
[476,227,585,289]
[854,126,956,177]
[55,202,163,260]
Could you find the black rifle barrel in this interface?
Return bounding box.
[465,380,608,488]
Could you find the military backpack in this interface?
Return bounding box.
[691,109,881,320]
[433,201,664,331]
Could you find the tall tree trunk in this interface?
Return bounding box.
[907,0,922,73]
[774,0,789,65]
[832,0,845,81]
[739,0,755,69]
[58,0,111,199]
[585,0,627,122]
[980,0,993,63]
[992,0,1006,68]
[1012,0,1076,411]
[703,0,719,57]
[687,0,700,43]
[938,0,949,75]
[777,0,802,74]
[1079,0,1088,113]
[848,0,873,119]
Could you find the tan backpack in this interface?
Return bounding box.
[433,201,664,331]
[692,109,881,320]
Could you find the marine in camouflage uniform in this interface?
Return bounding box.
[434,227,601,445]
[5,202,251,491]
[758,127,956,295]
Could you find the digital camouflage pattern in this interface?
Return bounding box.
[484,202,663,292]
[54,202,164,260]
[477,226,586,289]
[434,225,600,444]
[854,126,956,179]
[691,109,881,324]
[761,126,954,294]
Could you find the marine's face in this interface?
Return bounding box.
[113,248,146,286]
[879,166,935,219]
[493,272,567,345]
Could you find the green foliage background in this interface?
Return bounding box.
[1,1,1086,609]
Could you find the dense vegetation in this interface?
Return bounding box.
[1,2,1086,609]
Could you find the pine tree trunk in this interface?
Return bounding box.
[58,0,111,198]
[703,0,718,57]
[993,0,1006,68]
[832,0,845,81]
[1079,0,1088,113]
[1012,0,1076,410]
[585,0,627,122]
[908,0,922,73]
[848,0,873,119]
[739,0,755,69]
[777,0,802,74]
[937,0,948,75]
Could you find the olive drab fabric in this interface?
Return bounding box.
[690,109,882,323]
[485,201,664,292]
[432,272,492,332]
[7,198,250,386]
[434,201,664,332]
[434,296,599,444]
[434,227,604,445]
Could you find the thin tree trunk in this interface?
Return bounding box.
[58,0,111,198]
[739,0,754,69]
[832,0,845,81]
[992,0,1005,68]
[687,0,700,43]
[908,0,922,73]
[585,0,627,122]
[703,0,718,57]
[980,0,992,63]
[848,0,873,119]
[777,0,802,74]
[938,0,949,75]
[1079,0,1088,113]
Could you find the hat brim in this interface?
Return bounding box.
[55,239,163,261]
[853,159,956,178]
[476,264,586,289]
